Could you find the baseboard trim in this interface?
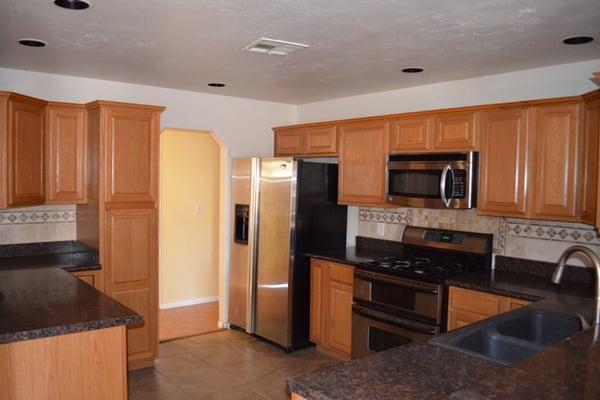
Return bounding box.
[159,296,219,310]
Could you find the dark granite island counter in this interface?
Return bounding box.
[0,261,141,399]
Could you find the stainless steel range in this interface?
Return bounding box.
[351,226,493,359]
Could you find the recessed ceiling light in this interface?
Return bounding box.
[18,39,46,48]
[54,0,90,10]
[563,36,594,45]
[401,67,424,73]
[208,83,226,88]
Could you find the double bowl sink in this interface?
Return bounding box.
[430,308,582,365]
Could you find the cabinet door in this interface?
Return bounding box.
[433,112,477,150]
[478,108,530,217]
[327,280,353,355]
[581,98,599,225]
[338,121,389,205]
[389,116,432,153]
[71,270,104,291]
[105,208,157,366]
[104,107,159,203]
[531,103,582,220]
[309,259,327,345]
[305,126,337,155]
[46,104,87,203]
[274,128,304,156]
[8,99,45,207]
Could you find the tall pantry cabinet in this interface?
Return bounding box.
[78,101,164,370]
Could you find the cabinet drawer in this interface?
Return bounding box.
[448,309,491,331]
[449,287,503,316]
[328,262,353,285]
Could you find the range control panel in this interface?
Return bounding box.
[423,230,465,244]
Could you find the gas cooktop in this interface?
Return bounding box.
[356,254,472,282]
[355,226,493,283]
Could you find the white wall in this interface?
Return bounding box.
[297,60,600,122]
[0,67,296,326]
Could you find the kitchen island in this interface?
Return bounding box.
[0,244,141,400]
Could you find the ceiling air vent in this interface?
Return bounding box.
[243,38,309,56]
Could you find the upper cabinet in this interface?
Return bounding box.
[98,102,161,204]
[274,125,337,157]
[433,111,478,151]
[478,107,531,217]
[338,120,388,206]
[46,102,87,204]
[0,92,47,208]
[389,116,433,152]
[478,99,596,224]
[529,102,583,221]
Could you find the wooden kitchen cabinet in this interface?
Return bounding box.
[273,125,337,156]
[389,116,433,153]
[46,102,87,204]
[338,120,389,206]
[103,105,159,203]
[433,111,478,151]
[309,259,327,345]
[310,258,353,359]
[305,125,337,155]
[581,92,599,225]
[274,127,305,156]
[478,107,531,217]
[80,100,164,370]
[529,102,583,221]
[447,286,531,331]
[0,92,47,208]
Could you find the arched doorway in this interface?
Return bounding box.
[158,128,227,341]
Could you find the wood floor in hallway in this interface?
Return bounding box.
[159,302,220,342]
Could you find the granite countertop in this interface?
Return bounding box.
[303,246,397,266]
[290,344,501,400]
[0,267,141,344]
[0,241,140,344]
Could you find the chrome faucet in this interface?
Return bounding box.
[552,245,600,326]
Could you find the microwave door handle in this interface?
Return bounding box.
[440,164,453,208]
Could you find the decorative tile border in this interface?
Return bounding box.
[358,208,413,225]
[0,209,76,225]
[506,219,600,245]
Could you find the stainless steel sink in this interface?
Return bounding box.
[430,309,581,365]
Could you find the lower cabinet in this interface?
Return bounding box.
[309,258,353,358]
[447,286,531,331]
[70,269,104,291]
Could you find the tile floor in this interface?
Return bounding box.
[128,330,341,400]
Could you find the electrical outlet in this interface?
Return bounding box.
[376,222,385,236]
[194,204,203,215]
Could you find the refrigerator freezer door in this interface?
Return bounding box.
[228,158,259,332]
[255,158,296,347]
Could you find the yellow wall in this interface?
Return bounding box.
[160,129,221,306]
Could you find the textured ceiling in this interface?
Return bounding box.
[0,0,599,104]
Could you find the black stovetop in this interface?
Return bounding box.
[355,245,490,283]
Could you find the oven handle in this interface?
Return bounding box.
[352,304,438,335]
[354,271,439,295]
[439,164,454,208]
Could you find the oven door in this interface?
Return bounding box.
[387,153,476,209]
[351,304,439,359]
[354,270,443,325]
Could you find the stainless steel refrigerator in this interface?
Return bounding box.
[229,157,347,351]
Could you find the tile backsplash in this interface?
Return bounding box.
[0,205,77,245]
[356,207,600,265]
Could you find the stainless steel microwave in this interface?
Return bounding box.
[387,152,478,209]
